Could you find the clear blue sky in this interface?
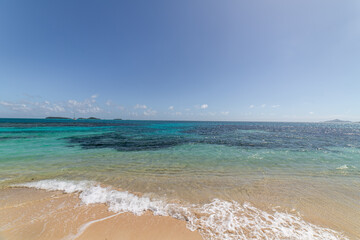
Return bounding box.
[1,0,359,121]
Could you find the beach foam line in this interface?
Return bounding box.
[15,179,348,240]
[63,212,123,240]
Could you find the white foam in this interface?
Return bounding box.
[18,179,93,193]
[336,165,348,170]
[15,180,348,240]
[0,177,11,182]
[16,179,163,216]
[184,199,347,240]
[62,212,123,240]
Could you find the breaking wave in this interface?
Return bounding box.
[15,180,348,240]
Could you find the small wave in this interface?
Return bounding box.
[15,180,348,240]
[336,165,356,170]
[16,179,163,215]
[336,165,349,170]
[0,177,11,182]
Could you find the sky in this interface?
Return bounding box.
[0,0,360,121]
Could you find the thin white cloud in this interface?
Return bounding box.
[78,106,101,114]
[309,112,314,115]
[175,112,182,116]
[272,105,280,108]
[67,96,103,114]
[67,100,81,107]
[143,109,157,116]
[91,94,98,103]
[0,100,66,113]
[0,101,12,107]
[249,105,255,109]
[221,111,229,115]
[200,104,208,109]
[261,104,266,108]
[0,101,32,111]
[35,101,65,112]
[128,112,139,116]
[134,104,147,109]
[168,106,174,110]
[0,95,107,117]
[106,100,125,111]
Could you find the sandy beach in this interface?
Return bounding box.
[1,120,359,240]
[0,188,202,240]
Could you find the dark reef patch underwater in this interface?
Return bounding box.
[64,121,360,152]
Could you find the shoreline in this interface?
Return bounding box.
[1,180,357,240]
[0,187,203,240]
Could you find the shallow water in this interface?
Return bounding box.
[0,119,359,239]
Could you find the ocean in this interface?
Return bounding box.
[0,118,359,239]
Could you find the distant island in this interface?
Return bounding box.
[45,117,101,120]
[323,119,352,123]
[45,117,72,120]
[77,117,101,120]
[113,118,122,120]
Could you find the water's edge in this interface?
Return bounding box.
[13,179,349,240]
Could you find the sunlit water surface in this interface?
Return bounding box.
[1,119,359,239]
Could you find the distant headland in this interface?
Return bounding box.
[45,117,72,120]
[77,117,101,120]
[45,117,122,120]
[323,119,352,123]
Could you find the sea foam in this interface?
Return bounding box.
[336,165,349,170]
[15,180,348,240]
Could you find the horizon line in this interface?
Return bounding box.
[0,117,357,124]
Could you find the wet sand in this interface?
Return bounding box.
[1,183,359,240]
[0,188,203,240]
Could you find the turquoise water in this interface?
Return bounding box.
[1,119,358,185]
[1,119,359,239]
